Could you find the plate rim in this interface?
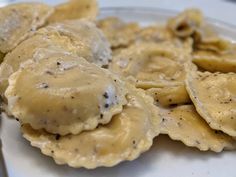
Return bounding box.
[100,6,236,31]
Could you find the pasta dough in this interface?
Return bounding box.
[146,84,191,107]
[135,25,173,42]
[5,53,127,135]
[0,19,111,97]
[195,37,231,54]
[46,20,111,66]
[97,17,140,48]
[186,71,236,137]
[110,42,191,89]
[160,105,236,152]
[167,9,203,38]
[21,86,160,169]
[193,50,236,72]
[0,52,4,63]
[48,0,98,23]
[0,3,54,53]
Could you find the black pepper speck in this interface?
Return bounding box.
[103,92,109,99]
[55,134,61,140]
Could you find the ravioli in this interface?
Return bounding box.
[160,105,236,152]
[193,25,232,54]
[167,9,203,38]
[48,0,98,23]
[46,20,111,66]
[0,33,73,98]
[195,37,231,54]
[97,17,140,48]
[186,71,236,137]
[5,53,127,135]
[136,25,173,42]
[146,84,191,107]
[110,42,191,89]
[0,19,111,97]
[21,85,160,169]
[193,50,236,72]
[0,3,54,53]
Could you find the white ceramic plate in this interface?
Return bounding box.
[1,7,236,177]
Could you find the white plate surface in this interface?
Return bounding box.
[1,7,236,177]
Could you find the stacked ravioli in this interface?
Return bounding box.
[0,1,160,169]
[0,1,236,170]
[104,9,236,152]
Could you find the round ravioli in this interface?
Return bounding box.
[45,20,112,66]
[160,105,236,152]
[193,50,236,72]
[110,42,191,89]
[48,0,98,23]
[21,86,160,169]
[0,19,111,97]
[167,9,203,38]
[5,53,127,135]
[97,17,140,48]
[186,71,236,137]
[146,84,191,107]
[0,3,54,53]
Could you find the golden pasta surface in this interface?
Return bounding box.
[186,71,236,137]
[21,86,160,168]
[0,19,111,97]
[5,53,127,135]
[0,2,235,169]
[160,105,236,152]
[0,3,54,53]
[48,0,98,23]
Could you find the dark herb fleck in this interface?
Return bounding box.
[55,134,61,140]
[104,103,109,108]
[45,71,54,75]
[103,92,109,99]
[195,140,200,145]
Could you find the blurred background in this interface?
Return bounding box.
[0,0,236,25]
